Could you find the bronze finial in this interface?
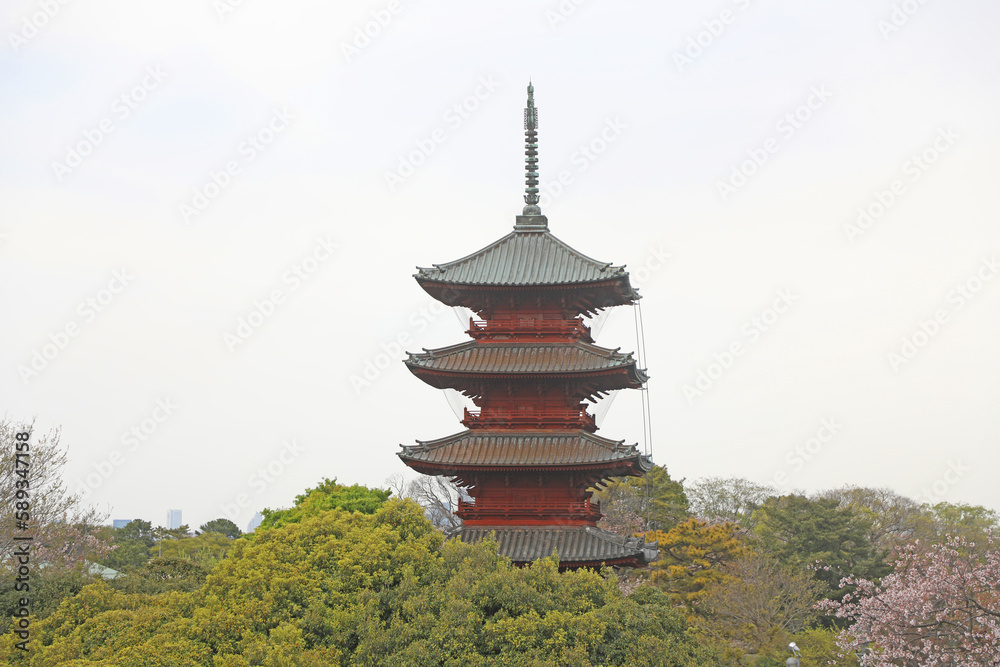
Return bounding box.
[522,81,541,216]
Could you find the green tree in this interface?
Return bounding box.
[259,477,391,529]
[594,465,688,534]
[645,518,748,610]
[198,518,242,539]
[752,495,890,602]
[4,496,723,665]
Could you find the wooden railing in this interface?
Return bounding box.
[462,407,597,432]
[456,498,601,518]
[467,317,592,340]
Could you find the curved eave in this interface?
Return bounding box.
[415,278,640,311]
[405,364,647,394]
[397,454,651,477]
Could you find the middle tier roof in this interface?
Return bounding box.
[405,340,648,395]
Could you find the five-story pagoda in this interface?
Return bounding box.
[399,83,657,569]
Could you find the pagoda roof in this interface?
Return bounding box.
[405,340,646,380]
[398,430,652,472]
[459,525,658,566]
[415,229,639,297]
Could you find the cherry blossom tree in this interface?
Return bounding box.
[822,534,1000,666]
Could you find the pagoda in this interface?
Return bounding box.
[399,83,657,569]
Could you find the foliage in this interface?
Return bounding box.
[822,533,1000,666]
[0,420,111,571]
[197,518,242,539]
[2,499,721,665]
[645,518,748,609]
[686,477,777,530]
[753,495,890,601]
[694,551,825,654]
[594,465,689,535]
[909,501,1000,547]
[259,477,391,529]
[150,531,235,567]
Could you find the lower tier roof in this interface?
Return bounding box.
[459,525,658,566]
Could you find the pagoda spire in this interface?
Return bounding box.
[516,82,547,231]
[523,81,541,215]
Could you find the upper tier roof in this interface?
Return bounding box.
[414,227,640,303]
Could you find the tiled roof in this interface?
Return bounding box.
[405,341,646,379]
[399,430,652,470]
[460,525,658,565]
[415,230,638,295]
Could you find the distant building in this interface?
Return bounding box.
[112,519,133,529]
[247,512,263,533]
[166,509,183,529]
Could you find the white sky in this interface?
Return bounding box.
[2,0,999,532]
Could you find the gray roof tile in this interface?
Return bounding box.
[415,230,638,294]
[459,525,658,564]
[399,430,652,469]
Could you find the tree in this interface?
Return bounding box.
[594,464,688,534]
[909,501,1000,547]
[99,519,155,572]
[0,420,110,569]
[696,551,826,655]
[753,495,890,600]
[818,486,924,554]
[152,531,234,567]
[2,497,724,665]
[0,420,111,632]
[645,518,748,610]
[822,533,1000,666]
[402,474,464,531]
[198,518,243,539]
[259,477,391,529]
[686,476,777,530]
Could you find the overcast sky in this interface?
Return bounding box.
[2,0,999,532]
